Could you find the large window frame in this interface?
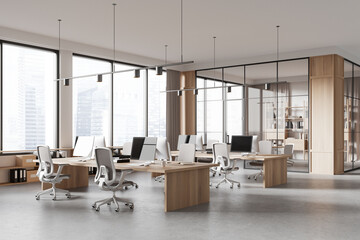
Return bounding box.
[0,40,59,152]
[72,53,167,147]
[196,57,310,173]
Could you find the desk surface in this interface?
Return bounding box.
[171,151,291,161]
[49,157,218,174]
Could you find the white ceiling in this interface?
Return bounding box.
[1,0,360,70]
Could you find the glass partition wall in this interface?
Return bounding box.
[196,58,309,172]
[344,60,360,171]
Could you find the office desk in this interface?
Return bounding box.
[41,157,217,212]
[171,151,290,188]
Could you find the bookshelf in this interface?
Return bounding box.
[264,100,308,159]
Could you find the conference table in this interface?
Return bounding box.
[40,157,218,212]
[171,151,290,188]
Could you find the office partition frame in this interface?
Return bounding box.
[343,58,360,172]
[195,57,310,173]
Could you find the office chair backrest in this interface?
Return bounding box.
[95,148,116,184]
[213,143,231,168]
[206,139,219,150]
[178,144,195,162]
[37,145,54,177]
[251,135,259,152]
[122,142,132,155]
[259,140,272,154]
[284,144,294,156]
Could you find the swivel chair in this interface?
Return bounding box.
[35,145,71,200]
[92,147,134,212]
[212,143,241,189]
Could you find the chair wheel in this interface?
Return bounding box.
[135,185,138,189]
[212,173,216,177]
[237,184,241,188]
[115,208,119,212]
[92,204,96,208]
[247,176,250,179]
[107,202,111,205]
[230,185,233,189]
[129,204,134,210]
[215,186,219,188]
[35,196,40,200]
[254,178,257,181]
[52,197,56,201]
[125,186,128,190]
[95,207,100,212]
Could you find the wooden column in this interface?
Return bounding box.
[310,54,344,174]
[180,71,196,135]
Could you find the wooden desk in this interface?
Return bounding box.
[42,157,217,212]
[171,151,290,188]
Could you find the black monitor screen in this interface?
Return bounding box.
[131,137,145,159]
[230,136,253,152]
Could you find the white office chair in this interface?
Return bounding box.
[247,140,272,180]
[212,143,240,189]
[178,144,196,162]
[122,142,132,155]
[35,145,71,200]
[92,147,134,212]
[285,144,295,166]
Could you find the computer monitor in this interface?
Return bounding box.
[189,135,204,151]
[131,137,145,160]
[177,135,190,150]
[139,137,157,161]
[91,136,106,158]
[73,136,95,157]
[230,135,253,152]
[156,137,170,160]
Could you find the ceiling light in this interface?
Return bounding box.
[156,66,163,75]
[134,69,140,78]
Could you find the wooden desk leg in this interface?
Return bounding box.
[164,168,210,212]
[263,158,287,188]
[42,166,89,190]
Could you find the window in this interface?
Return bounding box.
[2,43,57,150]
[72,56,111,145]
[113,63,145,145]
[196,77,224,143]
[148,69,166,137]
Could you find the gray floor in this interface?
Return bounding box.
[1,163,360,240]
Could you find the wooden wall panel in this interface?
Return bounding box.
[180,71,196,135]
[310,54,344,175]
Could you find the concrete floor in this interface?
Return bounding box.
[0,164,360,240]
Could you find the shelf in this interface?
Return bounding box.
[0,181,38,186]
[0,166,36,170]
[285,129,307,132]
[285,106,307,109]
[285,118,304,121]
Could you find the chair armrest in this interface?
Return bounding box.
[113,169,133,188]
[54,164,67,179]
